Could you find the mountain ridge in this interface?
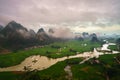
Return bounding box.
[0,21,52,52]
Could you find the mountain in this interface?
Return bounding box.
[0,25,4,38]
[0,25,3,31]
[0,21,37,40]
[82,32,89,38]
[0,21,70,52]
[29,29,36,38]
[0,21,52,51]
[90,33,99,42]
[0,21,28,38]
[36,28,50,41]
[0,21,29,50]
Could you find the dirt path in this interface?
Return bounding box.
[64,65,72,80]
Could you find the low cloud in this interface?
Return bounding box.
[48,27,75,39]
[0,0,120,33]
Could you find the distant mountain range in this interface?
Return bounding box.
[0,21,100,53]
[0,21,54,52]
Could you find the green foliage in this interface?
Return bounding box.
[71,54,120,80]
[108,45,118,51]
[0,72,19,80]
[0,54,120,80]
[0,40,101,67]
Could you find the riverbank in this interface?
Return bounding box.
[0,40,101,67]
[0,42,119,72]
[0,54,119,80]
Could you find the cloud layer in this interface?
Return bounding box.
[0,0,120,33]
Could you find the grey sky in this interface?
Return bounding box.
[0,0,120,33]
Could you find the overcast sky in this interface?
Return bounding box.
[0,0,120,33]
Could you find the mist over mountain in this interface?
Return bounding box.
[0,21,119,53]
[0,21,54,51]
[36,28,50,41]
[0,21,28,39]
[48,27,75,39]
[0,21,77,52]
[1,0,120,34]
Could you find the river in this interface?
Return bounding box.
[0,43,119,72]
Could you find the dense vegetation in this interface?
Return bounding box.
[0,40,101,67]
[0,38,119,80]
[0,54,120,80]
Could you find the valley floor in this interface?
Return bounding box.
[0,40,120,80]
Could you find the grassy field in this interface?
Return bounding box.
[28,54,120,80]
[108,45,118,51]
[71,54,120,80]
[0,54,120,80]
[0,72,19,80]
[0,58,82,80]
[3,40,118,80]
[0,40,101,67]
